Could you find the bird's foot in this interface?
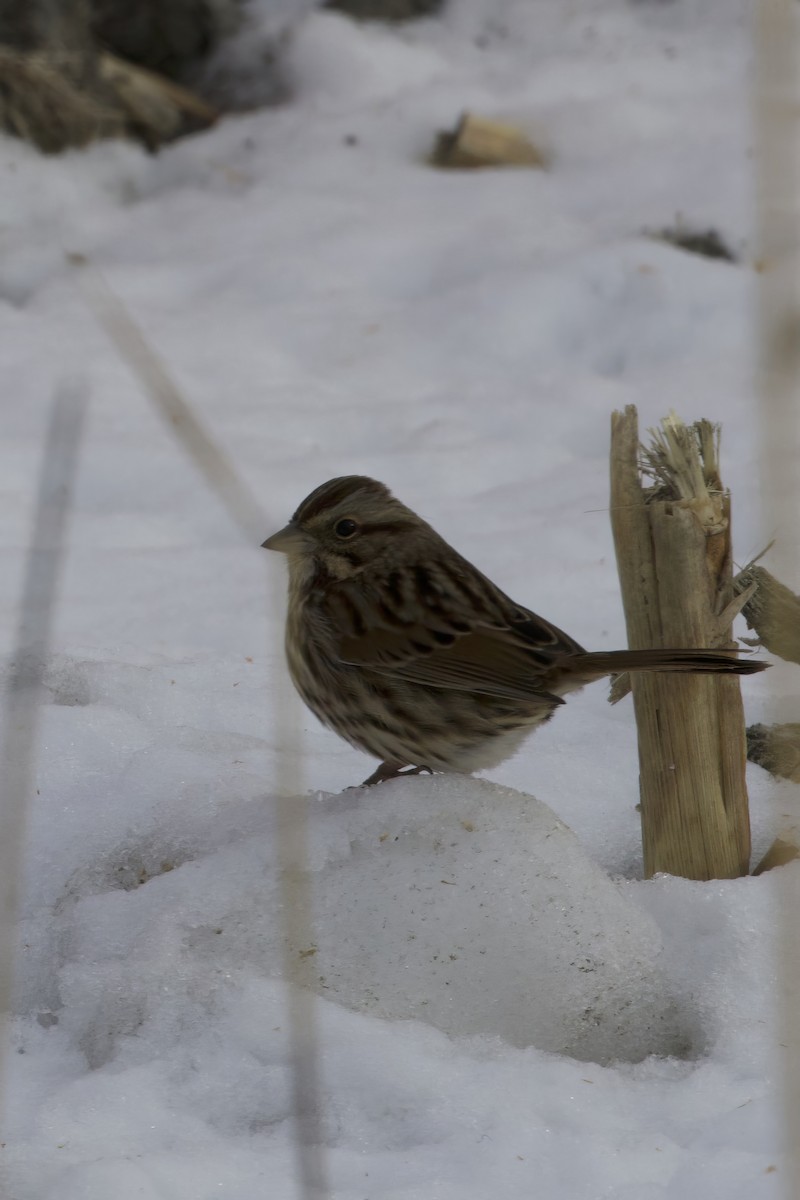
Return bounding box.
[358,761,434,788]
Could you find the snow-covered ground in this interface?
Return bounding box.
[2,1,799,1196]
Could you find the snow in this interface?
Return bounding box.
[1,0,798,1196]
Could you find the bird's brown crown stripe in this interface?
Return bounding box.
[293,476,390,523]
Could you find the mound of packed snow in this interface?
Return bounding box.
[297,774,692,1061]
[14,665,692,1069]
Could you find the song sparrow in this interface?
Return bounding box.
[263,476,765,787]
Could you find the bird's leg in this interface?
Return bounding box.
[359,761,434,788]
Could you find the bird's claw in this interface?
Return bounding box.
[357,762,434,788]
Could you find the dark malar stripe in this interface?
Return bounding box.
[333,550,362,568]
[336,593,366,635]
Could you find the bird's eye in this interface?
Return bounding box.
[334,518,359,539]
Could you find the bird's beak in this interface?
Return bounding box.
[261,523,309,554]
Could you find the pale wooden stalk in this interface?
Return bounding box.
[610,406,751,880]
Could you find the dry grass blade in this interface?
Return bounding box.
[79,269,330,1199]
[78,268,265,546]
[0,384,86,1122]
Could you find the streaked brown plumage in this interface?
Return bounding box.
[263,476,766,786]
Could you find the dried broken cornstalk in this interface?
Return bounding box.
[0,0,217,157]
[98,53,217,151]
[431,112,545,169]
[747,722,800,783]
[609,407,755,880]
[735,563,800,828]
[735,563,800,666]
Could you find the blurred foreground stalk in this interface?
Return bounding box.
[82,270,329,1199]
[0,386,86,1121]
[755,0,800,1193]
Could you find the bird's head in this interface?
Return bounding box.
[262,476,423,582]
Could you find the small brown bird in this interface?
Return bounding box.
[264,476,765,787]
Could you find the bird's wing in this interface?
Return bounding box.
[324,557,584,702]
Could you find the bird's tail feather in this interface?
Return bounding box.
[573,649,767,676]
